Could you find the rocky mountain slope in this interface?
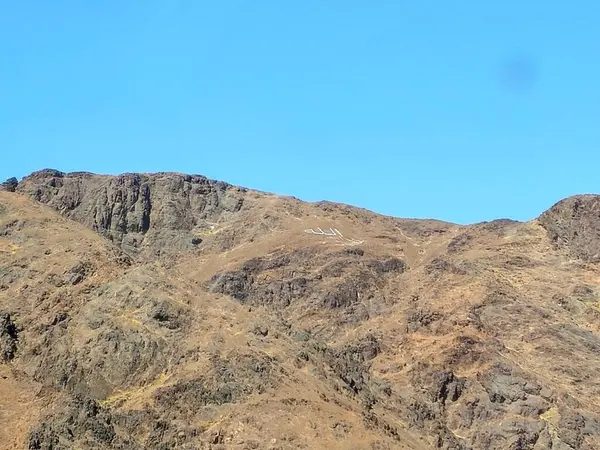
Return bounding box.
[1,169,600,449]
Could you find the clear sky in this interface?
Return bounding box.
[1,1,599,224]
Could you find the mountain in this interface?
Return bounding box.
[1,169,599,450]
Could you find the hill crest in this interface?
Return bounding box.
[1,170,600,449]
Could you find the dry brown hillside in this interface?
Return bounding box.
[1,169,600,450]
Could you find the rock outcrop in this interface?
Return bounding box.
[16,169,248,258]
[1,177,18,192]
[538,194,600,262]
[0,312,18,362]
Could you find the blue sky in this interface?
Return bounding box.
[1,1,599,224]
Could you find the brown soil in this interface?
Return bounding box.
[1,170,599,449]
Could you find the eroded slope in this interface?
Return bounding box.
[1,171,600,449]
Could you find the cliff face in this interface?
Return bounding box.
[16,169,248,258]
[1,170,600,450]
[539,194,600,262]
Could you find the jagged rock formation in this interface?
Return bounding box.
[539,194,600,262]
[0,177,18,192]
[16,169,248,258]
[0,312,18,362]
[1,169,599,449]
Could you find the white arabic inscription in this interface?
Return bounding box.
[303,227,364,245]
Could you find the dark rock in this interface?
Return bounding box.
[374,234,400,243]
[294,351,310,368]
[27,169,66,179]
[27,423,60,450]
[477,219,521,233]
[27,395,120,449]
[447,233,472,253]
[323,279,360,308]
[425,258,467,276]
[0,312,18,362]
[154,351,277,412]
[66,262,92,285]
[68,272,84,286]
[428,371,466,405]
[406,309,443,332]
[31,316,169,400]
[343,247,365,257]
[210,429,225,445]
[367,258,407,274]
[0,218,25,236]
[1,177,18,192]
[211,257,313,308]
[16,171,247,258]
[539,195,600,262]
[210,248,396,318]
[321,334,381,396]
[250,325,269,337]
[51,312,69,327]
[501,256,537,269]
[479,365,540,404]
[156,378,236,407]
[472,418,545,450]
[444,335,487,366]
[507,396,550,418]
[150,304,181,329]
[210,270,252,302]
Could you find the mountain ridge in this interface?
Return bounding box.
[4,168,528,224]
[1,169,600,449]
[5,168,591,226]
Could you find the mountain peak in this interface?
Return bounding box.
[539,194,600,262]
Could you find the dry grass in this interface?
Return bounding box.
[2,184,600,449]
